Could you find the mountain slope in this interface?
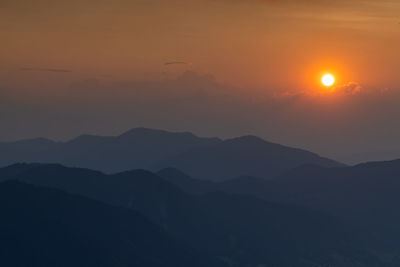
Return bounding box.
[155,135,343,180]
[157,167,218,194]
[157,167,272,196]
[0,163,386,267]
[0,180,223,267]
[158,160,400,254]
[271,160,400,249]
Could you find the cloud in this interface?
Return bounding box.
[20,67,72,73]
[335,82,362,95]
[164,62,191,66]
[271,81,365,100]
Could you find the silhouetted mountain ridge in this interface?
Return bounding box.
[0,127,342,179]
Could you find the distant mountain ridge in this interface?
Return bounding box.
[0,128,221,174]
[0,127,342,180]
[155,135,343,180]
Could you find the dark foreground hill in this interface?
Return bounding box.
[0,181,223,267]
[0,128,341,179]
[0,163,383,267]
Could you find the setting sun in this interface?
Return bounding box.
[322,74,335,87]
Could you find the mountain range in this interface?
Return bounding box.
[0,127,342,180]
[2,127,400,266]
[0,163,387,267]
[158,160,400,253]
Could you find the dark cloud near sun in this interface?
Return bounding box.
[335,82,362,95]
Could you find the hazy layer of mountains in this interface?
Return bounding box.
[0,163,396,267]
[158,161,400,250]
[0,127,341,180]
[2,127,400,266]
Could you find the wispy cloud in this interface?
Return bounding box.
[273,82,365,99]
[20,67,72,73]
[164,62,190,66]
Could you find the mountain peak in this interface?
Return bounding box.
[227,135,269,144]
[157,168,194,183]
[157,167,191,178]
[119,127,196,139]
[67,134,104,144]
[221,135,283,149]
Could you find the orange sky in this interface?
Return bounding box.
[1,0,400,162]
[1,0,400,88]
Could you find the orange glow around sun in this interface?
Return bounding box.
[301,61,344,94]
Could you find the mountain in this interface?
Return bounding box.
[157,167,272,195]
[0,128,221,173]
[0,138,59,166]
[0,163,382,267]
[155,135,343,180]
[270,160,400,250]
[157,167,218,194]
[0,180,223,267]
[158,161,400,254]
[339,148,400,165]
[0,128,341,179]
[157,167,269,196]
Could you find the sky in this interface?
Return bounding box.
[1,0,400,163]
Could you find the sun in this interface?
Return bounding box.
[322,74,335,87]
